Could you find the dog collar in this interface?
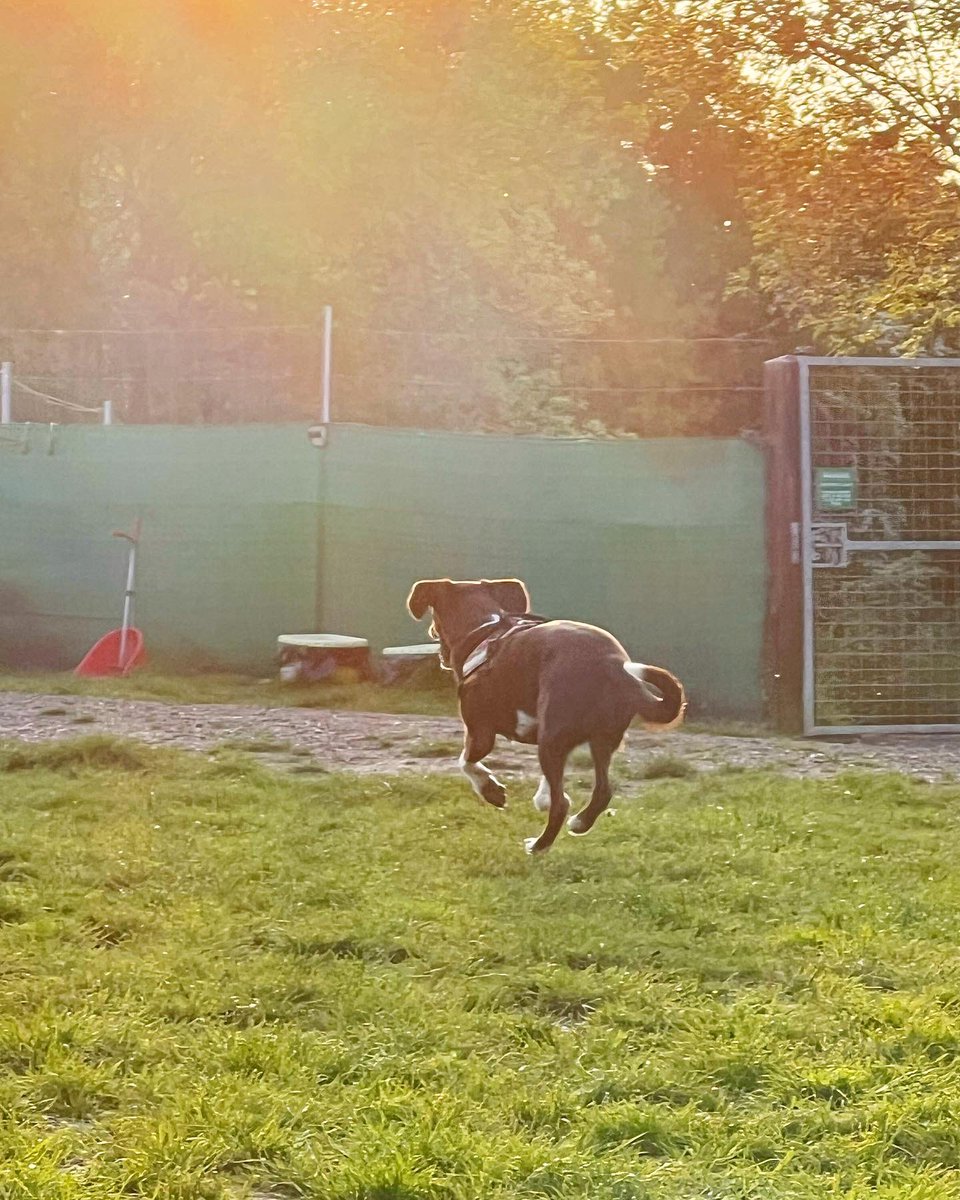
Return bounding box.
[453,614,550,684]
[453,616,504,682]
[461,639,493,679]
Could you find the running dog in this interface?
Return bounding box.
[407,577,686,853]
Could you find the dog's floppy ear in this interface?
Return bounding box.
[484,578,530,614]
[407,579,449,620]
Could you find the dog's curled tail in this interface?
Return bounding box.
[624,662,687,730]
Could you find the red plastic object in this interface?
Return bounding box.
[74,628,147,677]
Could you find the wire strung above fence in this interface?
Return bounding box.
[0,326,322,427]
[0,319,778,435]
[13,378,102,415]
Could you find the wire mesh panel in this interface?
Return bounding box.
[803,359,960,732]
[809,364,960,541]
[813,550,960,726]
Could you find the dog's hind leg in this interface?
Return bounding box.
[525,737,572,854]
[567,734,619,837]
[459,727,507,808]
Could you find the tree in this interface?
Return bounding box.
[734,111,960,353]
[1,1,655,427]
[727,0,960,172]
[4,0,956,429]
[592,0,960,354]
[692,0,960,352]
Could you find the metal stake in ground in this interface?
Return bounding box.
[113,518,142,669]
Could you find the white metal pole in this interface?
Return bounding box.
[798,360,815,736]
[119,541,136,667]
[1,362,11,424]
[102,400,113,426]
[114,517,141,669]
[321,304,333,426]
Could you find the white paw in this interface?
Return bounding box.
[524,836,541,855]
[532,789,570,813]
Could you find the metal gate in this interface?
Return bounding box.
[796,356,960,734]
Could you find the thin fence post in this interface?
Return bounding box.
[102,400,113,426]
[1,362,11,424]
[321,304,333,426]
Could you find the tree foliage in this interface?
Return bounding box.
[0,1,957,428]
[716,0,960,353]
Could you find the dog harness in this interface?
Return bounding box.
[453,613,550,686]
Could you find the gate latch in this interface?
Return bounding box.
[811,522,849,568]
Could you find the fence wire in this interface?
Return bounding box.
[0,327,322,425]
[0,323,770,435]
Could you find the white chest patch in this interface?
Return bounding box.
[515,710,538,739]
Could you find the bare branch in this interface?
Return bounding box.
[908,0,940,98]
[805,36,960,164]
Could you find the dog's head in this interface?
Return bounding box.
[406,578,530,668]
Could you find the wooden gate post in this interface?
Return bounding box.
[763,356,804,733]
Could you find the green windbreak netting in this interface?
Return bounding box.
[0,422,764,715]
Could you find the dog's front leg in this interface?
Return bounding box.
[459,727,507,808]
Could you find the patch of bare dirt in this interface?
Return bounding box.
[2,691,960,786]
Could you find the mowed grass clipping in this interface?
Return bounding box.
[2,741,960,1198]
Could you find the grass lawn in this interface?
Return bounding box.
[2,738,960,1198]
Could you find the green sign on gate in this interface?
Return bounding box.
[815,466,858,511]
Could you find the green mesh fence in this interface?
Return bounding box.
[0,422,764,715]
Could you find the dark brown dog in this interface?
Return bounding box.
[407,577,686,854]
